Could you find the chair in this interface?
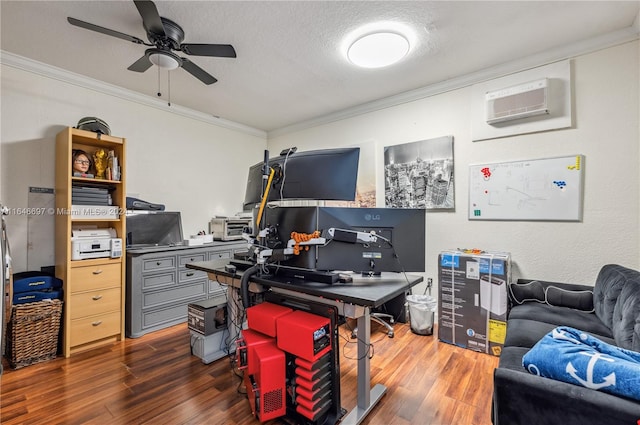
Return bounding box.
[351,312,395,339]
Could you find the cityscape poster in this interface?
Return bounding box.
[384,136,454,209]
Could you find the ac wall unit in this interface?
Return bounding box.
[486,78,549,124]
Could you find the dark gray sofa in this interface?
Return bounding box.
[492,264,640,425]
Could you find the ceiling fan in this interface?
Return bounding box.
[67,0,236,85]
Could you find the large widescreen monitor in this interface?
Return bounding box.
[126,211,183,248]
[261,206,426,273]
[243,147,360,208]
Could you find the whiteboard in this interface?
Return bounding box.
[469,155,584,221]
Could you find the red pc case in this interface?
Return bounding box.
[246,302,293,337]
[245,342,287,422]
[276,310,331,361]
[236,328,275,375]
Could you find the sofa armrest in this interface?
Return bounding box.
[511,279,594,311]
[493,367,640,425]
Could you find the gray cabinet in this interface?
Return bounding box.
[126,242,246,338]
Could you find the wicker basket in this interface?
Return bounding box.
[6,299,63,369]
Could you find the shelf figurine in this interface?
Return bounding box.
[93,148,108,179]
[72,149,94,178]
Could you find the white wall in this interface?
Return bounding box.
[267,41,640,292]
[1,65,266,272]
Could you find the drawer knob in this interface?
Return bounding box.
[92,269,103,275]
[157,261,161,265]
[92,295,103,301]
[186,272,195,277]
[92,321,103,326]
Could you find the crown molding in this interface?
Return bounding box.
[0,51,267,139]
[2,19,637,141]
[268,24,640,139]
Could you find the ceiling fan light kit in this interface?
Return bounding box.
[148,50,181,70]
[67,0,236,85]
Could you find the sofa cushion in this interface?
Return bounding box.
[504,317,616,349]
[497,346,530,371]
[504,318,557,348]
[508,303,613,339]
[612,278,640,351]
[594,264,637,329]
[545,285,594,312]
[508,280,545,304]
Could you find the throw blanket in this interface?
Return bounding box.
[523,326,640,401]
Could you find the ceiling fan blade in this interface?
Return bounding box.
[180,44,237,58]
[180,58,217,85]
[127,54,153,72]
[67,17,146,44]
[133,0,165,36]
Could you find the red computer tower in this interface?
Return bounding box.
[245,341,287,422]
[246,302,293,337]
[237,328,275,375]
[293,351,334,421]
[276,310,331,361]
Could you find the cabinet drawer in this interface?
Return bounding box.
[142,300,204,329]
[209,250,232,260]
[70,311,121,347]
[70,263,121,293]
[179,253,206,267]
[179,268,207,283]
[142,271,176,290]
[143,256,176,272]
[70,287,121,319]
[143,281,207,310]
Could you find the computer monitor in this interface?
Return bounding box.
[126,211,183,247]
[262,206,426,273]
[243,147,360,208]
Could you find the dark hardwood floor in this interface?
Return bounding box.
[1,322,498,424]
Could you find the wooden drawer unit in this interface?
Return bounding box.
[70,287,121,319]
[126,242,246,338]
[70,311,121,347]
[55,128,127,357]
[70,263,121,292]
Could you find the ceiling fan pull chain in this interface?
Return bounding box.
[157,65,162,98]
[168,71,171,107]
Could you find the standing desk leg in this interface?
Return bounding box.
[342,307,387,425]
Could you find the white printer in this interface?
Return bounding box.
[71,227,122,260]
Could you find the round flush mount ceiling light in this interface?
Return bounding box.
[345,23,413,68]
[347,31,410,68]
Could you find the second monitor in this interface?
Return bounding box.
[261,206,425,274]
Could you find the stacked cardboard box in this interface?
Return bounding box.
[438,250,511,356]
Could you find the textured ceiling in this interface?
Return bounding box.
[1,1,639,133]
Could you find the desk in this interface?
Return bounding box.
[186,259,423,425]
